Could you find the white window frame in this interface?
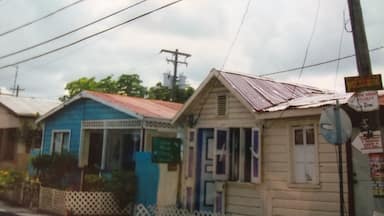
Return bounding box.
[213,128,229,180]
[289,124,319,186]
[50,130,71,154]
[228,127,262,184]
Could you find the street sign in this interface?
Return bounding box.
[320,106,352,145]
[348,91,379,112]
[344,74,383,92]
[352,130,383,154]
[152,137,181,163]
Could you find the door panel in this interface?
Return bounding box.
[197,129,214,211]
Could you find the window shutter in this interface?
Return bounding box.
[186,129,196,178]
[217,95,227,116]
[251,127,262,183]
[214,128,229,180]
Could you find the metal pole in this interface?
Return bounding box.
[335,100,345,216]
[172,49,179,101]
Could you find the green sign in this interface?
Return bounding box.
[152,137,181,163]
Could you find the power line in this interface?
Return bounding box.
[0,0,147,60]
[297,0,320,80]
[0,0,86,37]
[334,6,347,91]
[259,46,383,77]
[221,0,252,70]
[0,0,184,70]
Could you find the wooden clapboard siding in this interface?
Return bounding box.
[42,99,133,155]
[262,117,348,216]
[226,183,263,216]
[180,76,349,216]
[189,79,256,128]
[0,106,20,128]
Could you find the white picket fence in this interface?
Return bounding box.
[39,186,227,216]
[135,205,227,216]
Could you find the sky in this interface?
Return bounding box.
[0,0,382,100]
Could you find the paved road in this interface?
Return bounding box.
[0,212,17,216]
[0,201,52,216]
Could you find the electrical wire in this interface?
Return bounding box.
[0,0,148,60]
[0,0,184,70]
[263,0,321,129]
[297,0,320,80]
[259,46,383,77]
[221,0,252,70]
[334,8,347,91]
[0,0,86,37]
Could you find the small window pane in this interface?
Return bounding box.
[294,129,303,145]
[53,133,62,153]
[216,155,226,174]
[62,132,70,152]
[306,128,315,145]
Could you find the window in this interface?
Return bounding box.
[0,128,17,161]
[217,95,227,116]
[291,126,317,184]
[215,127,261,183]
[51,130,70,154]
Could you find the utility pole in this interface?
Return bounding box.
[347,0,372,76]
[12,65,18,95]
[10,85,24,97]
[160,49,191,101]
[345,1,378,216]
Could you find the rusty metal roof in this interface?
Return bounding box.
[85,91,183,119]
[219,71,329,111]
[37,91,183,122]
[0,94,60,117]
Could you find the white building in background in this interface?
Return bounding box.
[163,73,187,89]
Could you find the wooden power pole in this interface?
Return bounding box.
[160,49,191,101]
[347,0,372,76]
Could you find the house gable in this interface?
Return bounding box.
[41,98,135,155]
[182,77,256,128]
[0,105,20,128]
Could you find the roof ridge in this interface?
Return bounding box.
[84,90,183,105]
[216,69,330,92]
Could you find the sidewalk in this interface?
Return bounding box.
[0,200,52,216]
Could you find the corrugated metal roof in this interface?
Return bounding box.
[264,93,353,112]
[0,95,60,117]
[85,91,183,119]
[219,71,328,111]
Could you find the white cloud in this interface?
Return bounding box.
[0,0,381,99]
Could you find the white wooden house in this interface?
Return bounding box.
[0,94,59,171]
[173,69,352,216]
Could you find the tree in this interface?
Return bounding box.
[147,82,194,103]
[59,77,97,101]
[60,74,194,103]
[148,82,171,101]
[116,74,146,97]
[60,74,147,101]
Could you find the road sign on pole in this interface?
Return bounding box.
[344,74,383,92]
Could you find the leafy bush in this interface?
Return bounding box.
[0,170,24,191]
[31,153,78,189]
[105,170,136,209]
[83,174,105,191]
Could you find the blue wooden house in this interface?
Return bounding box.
[36,90,183,205]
